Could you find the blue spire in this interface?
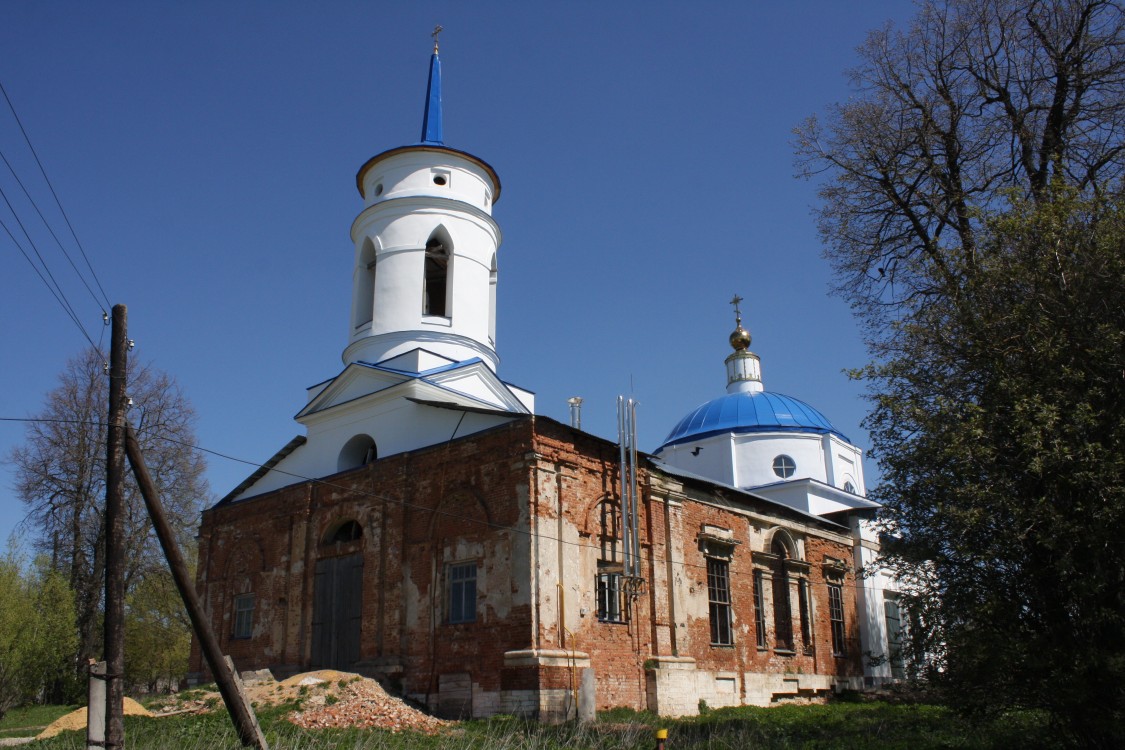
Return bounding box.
[420,49,443,145]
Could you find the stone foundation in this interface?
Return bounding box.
[646,656,864,716]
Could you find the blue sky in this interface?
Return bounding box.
[0,1,917,545]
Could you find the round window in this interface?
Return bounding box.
[433,175,447,186]
[374,183,383,196]
[772,455,796,479]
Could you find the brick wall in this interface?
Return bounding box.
[192,416,866,717]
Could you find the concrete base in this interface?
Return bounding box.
[646,657,865,716]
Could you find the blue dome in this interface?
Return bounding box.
[659,391,848,449]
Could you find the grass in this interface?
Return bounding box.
[16,700,1054,749]
[0,703,78,739]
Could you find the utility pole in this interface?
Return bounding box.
[103,304,127,748]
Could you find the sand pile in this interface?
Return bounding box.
[37,698,152,739]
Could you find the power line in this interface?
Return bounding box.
[0,78,111,310]
[0,148,108,316]
[0,213,99,350]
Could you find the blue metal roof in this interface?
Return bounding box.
[660,391,849,448]
[420,51,443,145]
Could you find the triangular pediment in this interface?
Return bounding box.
[295,363,410,419]
[422,360,529,412]
[297,358,529,422]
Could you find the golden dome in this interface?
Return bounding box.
[729,325,751,351]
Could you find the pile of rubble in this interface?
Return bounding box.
[288,674,451,735]
[160,668,451,735]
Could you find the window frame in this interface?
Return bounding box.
[596,570,627,623]
[707,558,733,646]
[446,561,478,624]
[753,569,768,649]
[828,582,847,656]
[772,454,796,479]
[232,593,254,640]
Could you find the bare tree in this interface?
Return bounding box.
[795,0,1125,325]
[8,347,208,680]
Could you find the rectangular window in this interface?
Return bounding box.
[447,562,477,624]
[597,572,626,623]
[707,558,733,646]
[233,594,254,639]
[753,570,768,649]
[828,583,846,655]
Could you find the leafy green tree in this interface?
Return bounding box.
[865,194,1125,746]
[125,568,193,694]
[0,544,79,716]
[796,1,1125,746]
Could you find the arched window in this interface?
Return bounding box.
[324,520,364,545]
[337,434,377,473]
[423,238,450,317]
[843,480,856,494]
[352,238,377,329]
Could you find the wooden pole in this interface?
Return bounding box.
[103,304,127,749]
[124,422,268,749]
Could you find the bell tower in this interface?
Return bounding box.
[345,33,503,372]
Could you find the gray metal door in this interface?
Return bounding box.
[311,553,363,668]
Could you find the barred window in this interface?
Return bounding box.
[707,558,733,646]
[597,571,626,623]
[447,562,477,624]
[753,569,768,649]
[233,594,254,639]
[828,583,846,655]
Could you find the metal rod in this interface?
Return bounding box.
[617,397,631,576]
[629,399,641,574]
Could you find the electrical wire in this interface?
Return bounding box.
[0,214,99,350]
[0,148,108,316]
[0,78,111,310]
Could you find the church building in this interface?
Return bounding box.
[189,42,901,719]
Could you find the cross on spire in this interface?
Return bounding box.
[432,24,443,53]
[730,294,744,326]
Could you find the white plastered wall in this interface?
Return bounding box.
[347,150,502,371]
